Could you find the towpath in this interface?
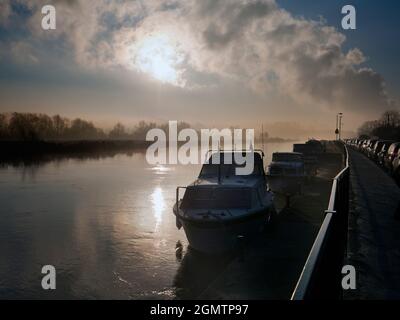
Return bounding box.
[346,149,400,299]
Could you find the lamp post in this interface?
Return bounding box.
[335,113,343,141]
[335,115,339,140]
[338,113,343,140]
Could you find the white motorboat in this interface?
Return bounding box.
[173,150,275,254]
[266,152,305,195]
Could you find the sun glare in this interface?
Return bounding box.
[151,187,165,232]
[133,34,184,86]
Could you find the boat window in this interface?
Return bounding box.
[182,188,252,209]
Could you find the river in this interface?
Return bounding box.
[0,142,296,299]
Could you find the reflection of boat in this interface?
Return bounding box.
[266,152,305,195]
[173,245,232,299]
[173,150,275,254]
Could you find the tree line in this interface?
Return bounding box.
[358,110,400,140]
[0,113,190,141]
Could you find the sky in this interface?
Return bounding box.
[0,0,399,139]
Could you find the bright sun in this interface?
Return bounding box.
[133,34,184,86]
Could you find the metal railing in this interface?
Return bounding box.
[291,143,350,300]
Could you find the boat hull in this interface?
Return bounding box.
[177,209,270,254]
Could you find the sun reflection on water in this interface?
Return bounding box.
[151,187,165,232]
[148,165,173,175]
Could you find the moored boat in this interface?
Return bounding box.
[173,150,275,254]
[266,152,305,195]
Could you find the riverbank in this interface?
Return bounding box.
[0,140,151,165]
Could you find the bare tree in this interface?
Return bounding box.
[380,110,400,127]
[358,120,379,138]
[109,123,127,139]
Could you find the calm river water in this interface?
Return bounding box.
[0,142,295,299]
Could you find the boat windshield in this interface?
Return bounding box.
[200,163,262,177]
[199,152,264,178]
[181,188,252,209]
